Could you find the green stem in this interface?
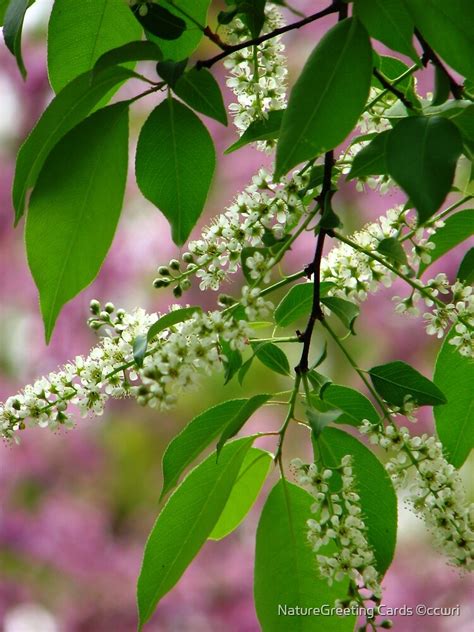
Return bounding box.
[367,64,419,110]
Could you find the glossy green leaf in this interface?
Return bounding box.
[377,237,409,267]
[209,448,272,540]
[47,0,142,93]
[237,0,266,38]
[174,67,227,125]
[254,480,356,632]
[93,40,163,73]
[274,282,332,327]
[348,131,390,180]
[3,0,29,77]
[369,360,447,407]
[146,0,210,61]
[434,330,474,468]
[315,427,398,574]
[307,407,342,438]
[26,103,129,342]
[307,369,332,395]
[131,2,185,39]
[355,0,418,63]
[457,247,474,284]
[156,58,188,87]
[160,395,269,499]
[432,64,451,106]
[221,338,243,385]
[419,209,474,274]
[373,55,418,102]
[147,306,201,342]
[12,66,137,225]
[386,116,463,223]
[254,343,290,376]
[321,384,379,426]
[135,98,215,246]
[225,110,284,153]
[138,437,254,629]
[405,0,474,83]
[275,18,372,178]
[320,296,359,333]
[216,394,270,456]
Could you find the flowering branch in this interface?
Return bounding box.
[196,3,341,70]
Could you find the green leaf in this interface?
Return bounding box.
[221,338,243,385]
[138,437,254,629]
[419,209,474,274]
[432,64,451,106]
[377,237,409,267]
[209,448,272,540]
[274,282,332,327]
[156,58,188,87]
[160,396,269,499]
[355,0,418,63]
[174,67,227,125]
[47,0,142,93]
[254,342,290,376]
[434,330,474,468]
[131,2,186,40]
[275,17,372,178]
[369,360,447,407]
[457,247,474,284]
[404,0,474,83]
[307,407,342,438]
[386,116,463,223]
[25,103,129,342]
[348,130,390,180]
[12,66,137,224]
[373,55,418,102]
[146,0,210,61]
[321,384,379,426]
[225,109,283,154]
[93,40,163,74]
[320,296,359,333]
[135,97,215,246]
[254,480,356,632]
[216,394,270,456]
[3,0,29,77]
[315,427,398,574]
[307,369,332,395]
[236,0,266,38]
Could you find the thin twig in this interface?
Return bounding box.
[196,3,342,70]
[415,29,463,100]
[373,68,415,110]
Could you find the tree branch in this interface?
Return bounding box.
[415,29,463,100]
[196,2,342,70]
[296,151,334,374]
[372,67,415,110]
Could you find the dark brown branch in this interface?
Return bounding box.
[373,68,415,110]
[415,29,463,100]
[196,3,342,70]
[296,151,334,374]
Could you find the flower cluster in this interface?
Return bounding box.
[158,167,314,292]
[0,296,264,442]
[360,421,474,570]
[320,206,405,302]
[224,3,287,149]
[291,456,382,601]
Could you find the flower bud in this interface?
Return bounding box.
[173,285,183,298]
[169,259,180,271]
[181,279,191,291]
[104,302,115,314]
[158,266,170,276]
[89,299,100,315]
[182,252,194,263]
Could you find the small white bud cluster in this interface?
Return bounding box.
[360,421,474,570]
[291,456,382,600]
[224,3,287,151]
[0,296,257,441]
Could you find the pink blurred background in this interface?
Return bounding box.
[0,2,473,630]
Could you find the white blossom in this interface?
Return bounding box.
[291,456,382,599]
[360,420,474,570]
[225,3,287,151]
